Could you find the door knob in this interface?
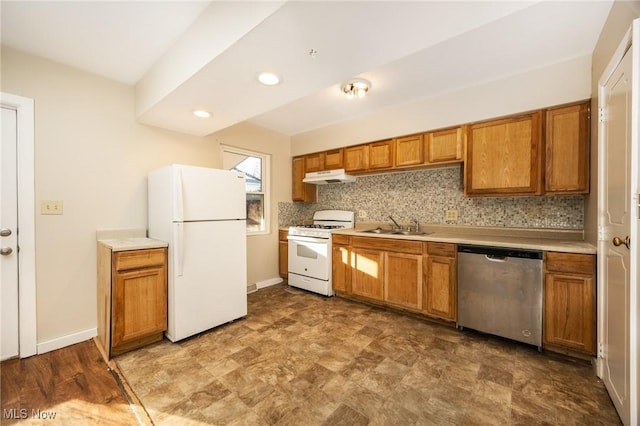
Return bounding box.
[0,247,13,256]
[612,236,630,249]
[0,228,11,237]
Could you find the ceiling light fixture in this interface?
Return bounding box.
[342,78,371,99]
[192,110,212,118]
[257,72,281,86]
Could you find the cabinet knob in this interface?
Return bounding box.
[0,247,13,256]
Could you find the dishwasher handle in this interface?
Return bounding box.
[485,254,507,262]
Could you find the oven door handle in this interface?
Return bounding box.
[287,235,329,244]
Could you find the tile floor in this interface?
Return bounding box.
[116,284,621,425]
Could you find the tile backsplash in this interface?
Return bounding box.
[279,165,584,229]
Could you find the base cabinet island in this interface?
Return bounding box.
[96,238,168,360]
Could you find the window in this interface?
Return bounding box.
[222,145,270,235]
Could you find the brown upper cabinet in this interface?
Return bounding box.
[545,101,590,194]
[465,111,544,196]
[304,152,324,172]
[369,139,394,170]
[394,134,424,167]
[425,126,464,165]
[344,145,370,173]
[292,156,317,202]
[324,149,344,170]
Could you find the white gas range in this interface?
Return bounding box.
[287,210,355,296]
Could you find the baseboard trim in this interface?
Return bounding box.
[256,277,283,290]
[37,328,97,355]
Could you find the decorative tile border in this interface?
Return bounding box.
[279,166,583,229]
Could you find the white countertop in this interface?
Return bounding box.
[331,226,597,255]
[98,237,168,252]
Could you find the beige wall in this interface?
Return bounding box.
[291,55,592,156]
[207,122,291,287]
[585,1,640,245]
[1,47,290,346]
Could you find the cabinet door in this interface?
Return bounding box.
[395,134,424,167]
[384,252,422,310]
[545,101,590,194]
[424,255,457,321]
[305,153,324,172]
[292,156,317,203]
[351,247,384,300]
[279,240,288,278]
[544,272,595,354]
[324,149,344,170]
[344,145,369,172]
[425,127,463,164]
[332,244,351,293]
[369,140,394,170]
[465,112,543,196]
[112,265,167,351]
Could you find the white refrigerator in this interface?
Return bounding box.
[148,164,247,342]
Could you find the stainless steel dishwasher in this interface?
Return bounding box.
[457,245,543,349]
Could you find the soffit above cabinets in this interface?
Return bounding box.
[1,1,613,137]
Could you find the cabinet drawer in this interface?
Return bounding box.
[426,242,456,257]
[352,236,422,254]
[114,248,166,272]
[279,229,289,241]
[332,234,350,245]
[545,252,595,275]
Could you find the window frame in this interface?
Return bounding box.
[221,144,270,236]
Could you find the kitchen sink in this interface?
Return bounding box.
[360,227,431,236]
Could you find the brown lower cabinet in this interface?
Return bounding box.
[96,244,167,360]
[543,251,596,355]
[424,242,457,321]
[278,229,288,278]
[333,236,456,323]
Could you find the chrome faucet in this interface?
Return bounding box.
[388,215,402,230]
[411,219,420,232]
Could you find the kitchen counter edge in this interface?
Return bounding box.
[98,237,168,252]
[330,229,596,255]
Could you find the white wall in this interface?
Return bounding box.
[291,55,592,155]
[1,47,289,347]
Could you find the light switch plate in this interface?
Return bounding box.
[41,200,63,215]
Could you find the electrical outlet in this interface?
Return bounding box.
[445,209,458,222]
[358,210,367,219]
[41,200,63,215]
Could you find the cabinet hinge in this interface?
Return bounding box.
[598,342,605,358]
[599,107,606,123]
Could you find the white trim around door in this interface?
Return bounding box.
[1,92,37,358]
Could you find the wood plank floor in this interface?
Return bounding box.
[1,340,142,425]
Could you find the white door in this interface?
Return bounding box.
[600,45,633,425]
[1,106,20,361]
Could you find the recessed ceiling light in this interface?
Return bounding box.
[192,110,211,118]
[257,72,281,86]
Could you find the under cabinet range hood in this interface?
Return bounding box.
[303,169,356,184]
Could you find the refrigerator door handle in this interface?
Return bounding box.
[175,222,184,277]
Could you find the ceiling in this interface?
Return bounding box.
[1,1,613,137]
